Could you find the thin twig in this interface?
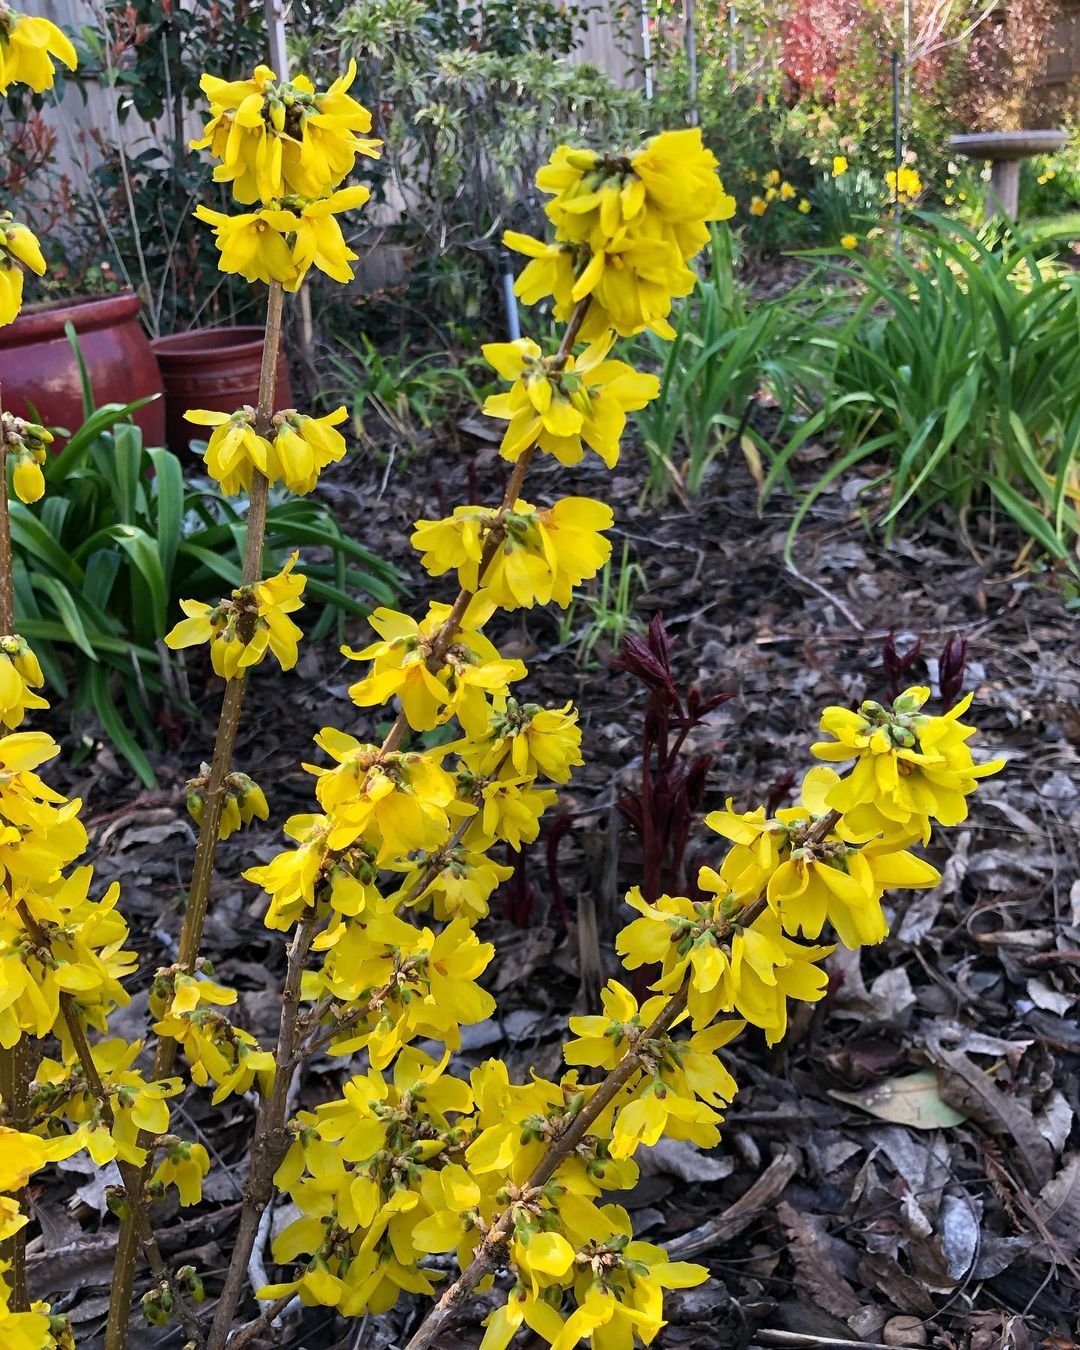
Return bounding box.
[226,1294,295,1349]
[206,913,319,1350]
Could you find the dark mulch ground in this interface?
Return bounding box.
[36,432,1080,1350]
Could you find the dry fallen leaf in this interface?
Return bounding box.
[830,1069,967,1130]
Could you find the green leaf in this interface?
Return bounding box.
[9,504,85,584]
[88,664,157,787]
[987,476,1070,561]
[64,320,95,422]
[147,447,184,587]
[28,575,100,661]
[45,397,158,483]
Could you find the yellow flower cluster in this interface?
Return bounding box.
[250,671,999,1343]
[0,9,75,331]
[1,412,52,504]
[164,552,306,678]
[0,724,221,1337]
[887,165,924,205]
[224,130,737,1340]
[505,128,734,340]
[190,62,380,289]
[0,213,45,328]
[185,404,347,496]
[747,167,809,218]
[482,335,658,469]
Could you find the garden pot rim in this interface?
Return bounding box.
[0,289,142,346]
[152,325,270,361]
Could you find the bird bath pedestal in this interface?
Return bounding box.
[949,130,1068,221]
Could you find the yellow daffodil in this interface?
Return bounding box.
[832,155,848,176]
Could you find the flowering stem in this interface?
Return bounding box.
[205,295,594,1335]
[0,399,30,1310]
[106,280,286,1350]
[206,910,319,1350]
[13,901,204,1344]
[404,809,842,1349]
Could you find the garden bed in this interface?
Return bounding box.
[42,440,1079,1349]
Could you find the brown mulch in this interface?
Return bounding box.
[35,432,1080,1350]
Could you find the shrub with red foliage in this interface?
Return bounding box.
[613,614,732,902]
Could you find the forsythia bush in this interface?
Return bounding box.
[0,13,1003,1350]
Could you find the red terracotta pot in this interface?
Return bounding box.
[152,326,293,458]
[0,290,165,445]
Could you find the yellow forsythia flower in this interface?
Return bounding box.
[265,185,370,282]
[459,697,584,784]
[164,554,306,679]
[812,686,1004,839]
[0,635,47,727]
[0,214,46,326]
[2,412,51,502]
[481,334,658,469]
[195,188,372,291]
[616,888,832,1038]
[185,407,270,494]
[269,406,348,494]
[0,11,77,94]
[186,768,269,839]
[189,404,348,495]
[150,1141,211,1206]
[191,61,380,205]
[345,601,526,735]
[411,496,613,610]
[886,165,923,203]
[508,128,733,340]
[193,205,302,289]
[310,728,457,860]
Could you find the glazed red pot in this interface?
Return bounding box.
[0,290,165,445]
[152,326,293,458]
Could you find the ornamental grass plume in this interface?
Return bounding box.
[0,17,1005,1350]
